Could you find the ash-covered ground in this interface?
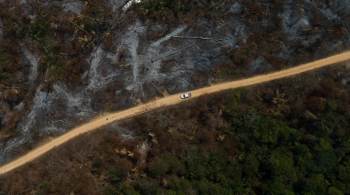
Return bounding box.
[0,0,349,162]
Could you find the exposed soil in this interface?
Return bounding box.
[0,65,350,194]
[0,0,349,173]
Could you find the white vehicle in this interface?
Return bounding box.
[180,92,192,99]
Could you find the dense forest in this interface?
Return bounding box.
[113,67,350,195]
[1,65,349,194]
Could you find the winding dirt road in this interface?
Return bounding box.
[1,51,350,175]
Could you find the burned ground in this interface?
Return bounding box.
[0,65,350,194]
[0,0,349,162]
[0,0,350,193]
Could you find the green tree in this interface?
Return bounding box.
[148,157,170,178]
[119,184,141,195]
[302,174,327,194]
[268,150,297,183]
[168,177,193,194]
[328,186,344,195]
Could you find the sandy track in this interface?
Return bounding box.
[1,51,350,175]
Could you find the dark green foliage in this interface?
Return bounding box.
[148,154,185,177]
[119,184,141,195]
[147,157,170,178]
[133,179,160,195]
[108,168,128,184]
[108,159,133,185]
[108,77,350,194]
[328,186,344,195]
[27,17,50,41]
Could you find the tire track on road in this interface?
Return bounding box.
[1,51,350,175]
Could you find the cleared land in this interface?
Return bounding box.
[1,50,350,175]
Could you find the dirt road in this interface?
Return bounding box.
[1,51,350,175]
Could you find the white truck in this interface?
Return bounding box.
[180,92,192,99]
